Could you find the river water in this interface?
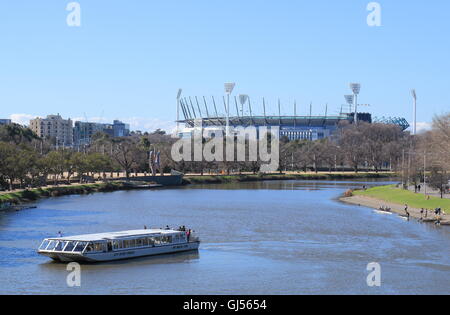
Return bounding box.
[0,180,449,295]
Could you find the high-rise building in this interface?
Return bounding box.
[73,121,108,147]
[112,120,130,137]
[73,120,131,147]
[29,114,73,146]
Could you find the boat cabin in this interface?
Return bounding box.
[38,229,191,255]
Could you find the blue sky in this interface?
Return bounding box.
[0,0,449,131]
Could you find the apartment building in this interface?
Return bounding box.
[29,114,74,146]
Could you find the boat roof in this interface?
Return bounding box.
[46,229,183,242]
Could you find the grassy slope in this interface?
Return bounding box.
[353,185,450,210]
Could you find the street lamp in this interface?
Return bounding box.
[224,83,235,136]
[411,89,417,135]
[350,83,361,125]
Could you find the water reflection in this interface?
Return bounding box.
[39,251,200,268]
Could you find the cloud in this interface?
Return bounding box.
[9,114,41,126]
[125,117,176,133]
[416,122,432,133]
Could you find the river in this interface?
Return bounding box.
[0,180,449,294]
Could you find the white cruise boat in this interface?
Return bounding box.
[37,229,200,263]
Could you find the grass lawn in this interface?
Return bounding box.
[354,185,450,210]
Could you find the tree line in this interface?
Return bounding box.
[0,113,448,194]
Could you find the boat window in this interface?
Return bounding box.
[85,243,94,253]
[39,240,50,250]
[161,236,172,244]
[64,242,75,252]
[147,237,155,246]
[154,237,161,245]
[93,243,105,252]
[142,238,149,246]
[113,240,122,250]
[74,242,87,252]
[136,238,144,247]
[46,241,57,251]
[54,241,66,251]
[123,239,131,248]
[174,234,185,243]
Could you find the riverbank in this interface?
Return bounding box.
[184,172,394,184]
[341,185,450,225]
[1,172,394,209]
[0,182,157,208]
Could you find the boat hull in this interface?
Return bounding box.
[39,242,200,263]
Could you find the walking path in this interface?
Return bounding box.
[407,184,450,199]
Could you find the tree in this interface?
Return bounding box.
[66,152,87,183]
[43,151,67,185]
[339,125,366,172]
[428,167,449,199]
[0,124,39,145]
[111,139,145,179]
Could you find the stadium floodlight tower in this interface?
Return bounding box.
[176,88,182,135]
[411,89,417,135]
[224,83,235,136]
[239,94,248,117]
[344,95,354,114]
[350,83,361,125]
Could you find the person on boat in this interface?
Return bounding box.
[58,231,63,237]
[144,225,147,230]
[165,225,170,230]
[186,229,191,242]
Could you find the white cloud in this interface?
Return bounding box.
[9,114,41,126]
[125,117,176,133]
[416,122,432,133]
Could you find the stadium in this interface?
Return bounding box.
[175,85,410,141]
